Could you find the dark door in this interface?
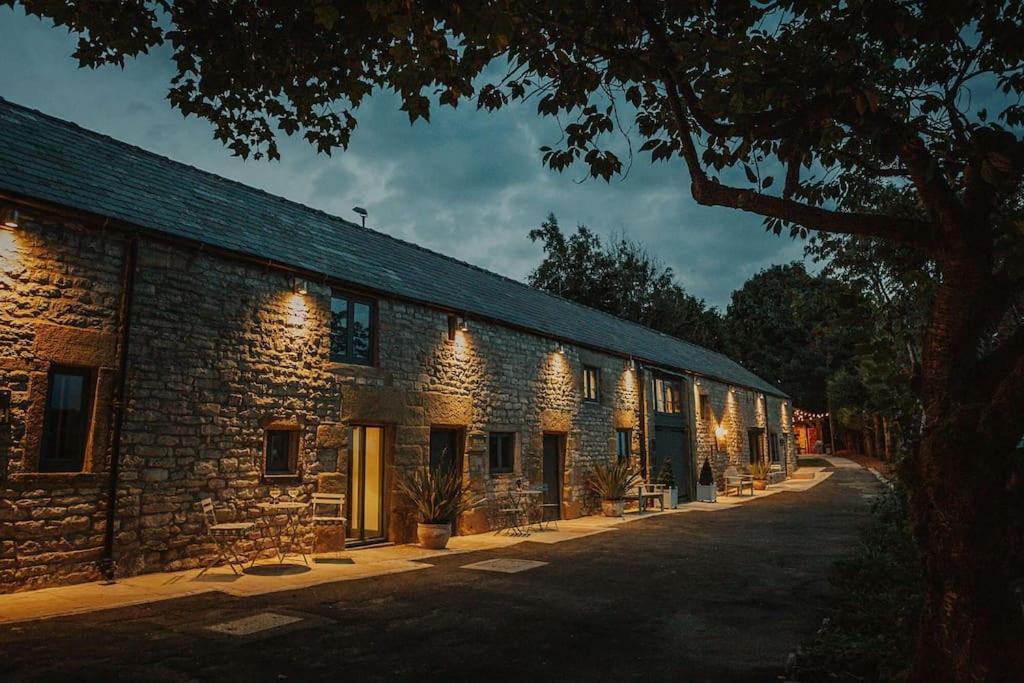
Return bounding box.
[653,427,690,500]
[429,428,461,472]
[542,434,562,518]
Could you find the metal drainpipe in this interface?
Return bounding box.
[101,236,138,583]
[636,360,649,479]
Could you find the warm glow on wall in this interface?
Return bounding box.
[285,292,308,329]
[714,425,727,440]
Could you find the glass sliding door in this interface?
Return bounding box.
[348,425,386,544]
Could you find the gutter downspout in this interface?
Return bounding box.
[636,360,649,480]
[101,235,138,583]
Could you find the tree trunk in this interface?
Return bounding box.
[904,245,1024,681]
[905,420,1024,681]
[882,415,894,462]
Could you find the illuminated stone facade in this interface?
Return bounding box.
[0,208,790,594]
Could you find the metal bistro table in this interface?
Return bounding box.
[516,487,547,532]
[254,501,309,566]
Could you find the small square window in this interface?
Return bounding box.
[583,366,600,402]
[265,429,299,475]
[488,432,515,474]
[40,366,94,473]
[616,429,632,462]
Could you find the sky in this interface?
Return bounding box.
[0,7,807,309]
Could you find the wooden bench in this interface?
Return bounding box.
[634,483,666,513]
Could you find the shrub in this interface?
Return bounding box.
[588,460,640,500]
[698,457,714,486]
[794,487,921,681]
[656,459,676,488]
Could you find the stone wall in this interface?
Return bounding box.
[0,214,126,590]
[692,379,796,487]
[0,207,787,593]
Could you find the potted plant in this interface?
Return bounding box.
[656,459,679,509]
[588,460,640,517]
[696,457,717,502]
[395,462,480,549]
[749,461,770,491]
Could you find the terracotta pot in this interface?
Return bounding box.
[601,499,625,517]
[417,522,452,549]
[753,479,768,491]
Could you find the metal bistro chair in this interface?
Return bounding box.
[199,497,255,576]
[495,488,530,537]
[310,492,347,555]
[533,484,560,531]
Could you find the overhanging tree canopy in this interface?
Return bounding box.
[10,1,1024,679]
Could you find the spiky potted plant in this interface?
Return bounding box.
[749,460,770,491]
[395,460,480,549]
[696,457,717,502]
[588,460,640,517]
[656,459,678,509]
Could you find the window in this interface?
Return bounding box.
[40,366,94,473]
[488,432,515,474]
[583,366,600,402]
[653,377,682,414]
[430,427,463,472]
[748,429,766,464]
[768,431,781,463]
[265,429,299,475]
[330,293,375,365]
[699,393,711,421]
[616,429,632,462]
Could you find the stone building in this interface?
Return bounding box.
[0,99,794,594]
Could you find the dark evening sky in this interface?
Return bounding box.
[0,6,808,309]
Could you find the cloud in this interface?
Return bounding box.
[0,6,806,309]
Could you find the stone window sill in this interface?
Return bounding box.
[8,472,105,485]
[262,473,302,485]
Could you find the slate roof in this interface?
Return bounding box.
[0,98,786,397]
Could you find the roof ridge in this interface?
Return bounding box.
[0,97,786,396]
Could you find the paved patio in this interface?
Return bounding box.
[0,463,875,681]
[0,467,831,625]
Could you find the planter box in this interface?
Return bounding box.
[696,483,717,503]
[662,487,679,509]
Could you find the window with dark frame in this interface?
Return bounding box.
[265,429,299,475]
[748,429,766,464]
[616,428,632,462]
[769,431,781,462]
[330,292,375,365]
[583,366,600,402]
[39,366,94,473]
[488,432,515,474]
[699,393,711,421]
[653,377,683,414]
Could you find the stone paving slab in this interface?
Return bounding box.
[0,466,833,625]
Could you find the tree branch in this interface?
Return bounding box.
[660,74,932,241]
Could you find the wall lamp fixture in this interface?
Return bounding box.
[555,342,566,355]
[447,314,468,341]
[291,277,309,295]
[1,206,18,230]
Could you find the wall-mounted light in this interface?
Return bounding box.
[447,314,469,341]
[714,424,727,451]
[555,342,566,355]
[1,207,18,230]
[291,277,309,295]
[0,389,10,426]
